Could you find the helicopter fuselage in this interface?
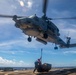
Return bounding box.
[14,15,60,44]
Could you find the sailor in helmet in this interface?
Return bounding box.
[33,58,41,73]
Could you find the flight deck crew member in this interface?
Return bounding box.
[33,58,41,73]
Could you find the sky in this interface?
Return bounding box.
[0,0,76,67]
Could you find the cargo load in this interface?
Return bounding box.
[37,63,52,72]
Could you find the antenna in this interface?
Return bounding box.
[41,48,43,64]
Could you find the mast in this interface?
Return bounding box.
[41,48,43,63]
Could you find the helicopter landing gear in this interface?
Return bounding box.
[54,46,58,50]
[43,33,48,39]
[27,36,32,42]
[54,44,58,50]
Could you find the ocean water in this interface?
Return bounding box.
[0,66,76,71]
[0,67,34,70]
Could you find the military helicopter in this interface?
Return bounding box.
[0,0,76,49]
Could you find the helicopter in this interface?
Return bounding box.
[0,0,76,49]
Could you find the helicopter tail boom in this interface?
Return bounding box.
[60,43,76,48]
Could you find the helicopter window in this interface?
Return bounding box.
[26,20,31,23]
[32,16,39,21]
[52,29,55,33]
[21,18,31,24]
[49,27,55,33]
[35,18,39,21]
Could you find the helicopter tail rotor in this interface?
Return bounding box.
[66,37,71,44]
[64,31,71,46]
[66,32,71,47]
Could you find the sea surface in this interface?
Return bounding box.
[0,66,76,70]
[0,67,34,70]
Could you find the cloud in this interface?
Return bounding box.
[0,57,32,67]
[0,0,17,15]
[52,62,76,67]
[51,9,71,17]
[19,0,25,7]
[43,50,57,55]
[0,0,33,16]
[18,0,33,12]
[60,26,76,40]
[27,1,33,8]
[63,50,76,54]
[0,40,19,47]
[0,19,13,25]
[0,38,42,50]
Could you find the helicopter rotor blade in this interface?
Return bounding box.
[0,14,26,18]
[48,17,76,20]
[43,0,48,16]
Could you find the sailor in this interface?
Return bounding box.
[33,58,41,73]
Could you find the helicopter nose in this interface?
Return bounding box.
[15,20,21,28]
[22,19,31,24]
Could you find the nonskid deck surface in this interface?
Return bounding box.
[0,68,76,75]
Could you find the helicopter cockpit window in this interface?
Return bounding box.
[29,15,39,21]
[20,18,31,24]
[34,17,39,21]
[29,15,36,18]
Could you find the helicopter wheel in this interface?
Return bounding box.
[43,33,48,39]
[27,36,32,42]
[54,46,58,50]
